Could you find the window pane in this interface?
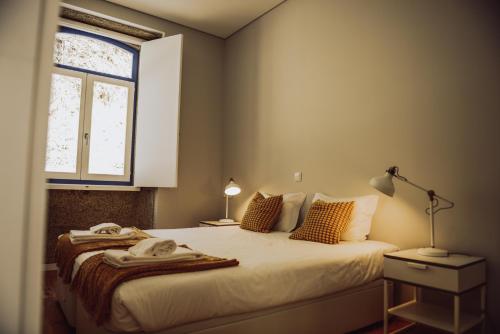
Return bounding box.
[88,81,129,176]
[45,73,82,173]
[54,32,133,78]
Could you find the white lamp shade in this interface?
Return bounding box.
[224,179,241,196]
[369,172,395,197]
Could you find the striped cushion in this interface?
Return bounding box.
[240,193,283,233]
[289,200,354,244]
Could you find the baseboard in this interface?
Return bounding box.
[44,263,57,271]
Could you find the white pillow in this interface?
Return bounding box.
[263,192,306,232]
[312,193,379,241]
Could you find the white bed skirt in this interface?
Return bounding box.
[73,279,391,334]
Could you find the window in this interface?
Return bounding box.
[45,27,138,184]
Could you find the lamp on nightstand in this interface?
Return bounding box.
[370,166,455,257]
[219,178,241,223]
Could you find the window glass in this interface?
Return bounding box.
[87,81,130,176]
[53,32,133,78]
[45,73,82,173]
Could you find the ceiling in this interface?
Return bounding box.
[105,0,286,39]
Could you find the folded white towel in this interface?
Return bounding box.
[70,228,137,244]
[103,248,204,268]
[128,238,177,257]
[90,223,122,235]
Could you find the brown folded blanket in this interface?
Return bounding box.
[72,252,239,325]
[55,227,150,284]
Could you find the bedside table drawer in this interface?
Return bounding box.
[384,257,485,293]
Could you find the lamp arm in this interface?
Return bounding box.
[225,195,229,219]
[388,166,455,211]
[384,166,454,252]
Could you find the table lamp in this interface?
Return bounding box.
[369,166,454,257]
[219,178,241,223]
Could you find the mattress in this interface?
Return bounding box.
[72,226,398,332]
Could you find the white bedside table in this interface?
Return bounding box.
[199,220,240,227]
[383,249,486,334]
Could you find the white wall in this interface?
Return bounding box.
[223,0,500,328]
[0,0,57,332]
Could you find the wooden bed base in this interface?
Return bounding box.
[68,279,392,334]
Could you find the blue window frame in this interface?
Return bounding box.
[48,27,139,186]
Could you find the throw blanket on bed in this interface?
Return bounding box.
[55,228,150,284]
[72,252,239,325]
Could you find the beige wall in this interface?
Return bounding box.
[64,0,225,228]
[0,0,57,332]
[223,0,500,326]
[0,2,39,330]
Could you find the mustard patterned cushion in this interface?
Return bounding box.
[240,192,283,233]
[290,200,354,244]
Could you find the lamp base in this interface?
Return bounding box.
[417,247,449,257]
[218,218,235,223]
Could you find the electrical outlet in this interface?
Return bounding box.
[294,172,302,182]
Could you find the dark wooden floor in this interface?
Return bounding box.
[349,319,445,334]
[43,271,75,334]
[42,270,446,334]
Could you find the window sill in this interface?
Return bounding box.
[47,184,141,191]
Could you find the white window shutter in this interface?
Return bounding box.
[134,34,183,187]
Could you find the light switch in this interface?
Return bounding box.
[294,172,302,182]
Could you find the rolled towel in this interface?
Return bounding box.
[70,228,137,244]
[90,223,122,235]
[103,248,204,268]
[128,238,177,257]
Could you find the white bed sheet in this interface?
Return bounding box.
[72,227,398,332]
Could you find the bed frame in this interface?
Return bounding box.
[57,277,392,334]
[55,276,76,327]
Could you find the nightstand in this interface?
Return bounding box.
[199,220,240,227]
[383,249,486,334]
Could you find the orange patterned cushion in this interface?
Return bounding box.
[240,193,283,233]
[290,200,354,244]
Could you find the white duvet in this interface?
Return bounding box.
[73,227,398,332]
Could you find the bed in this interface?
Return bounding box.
[56,226,398,333]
